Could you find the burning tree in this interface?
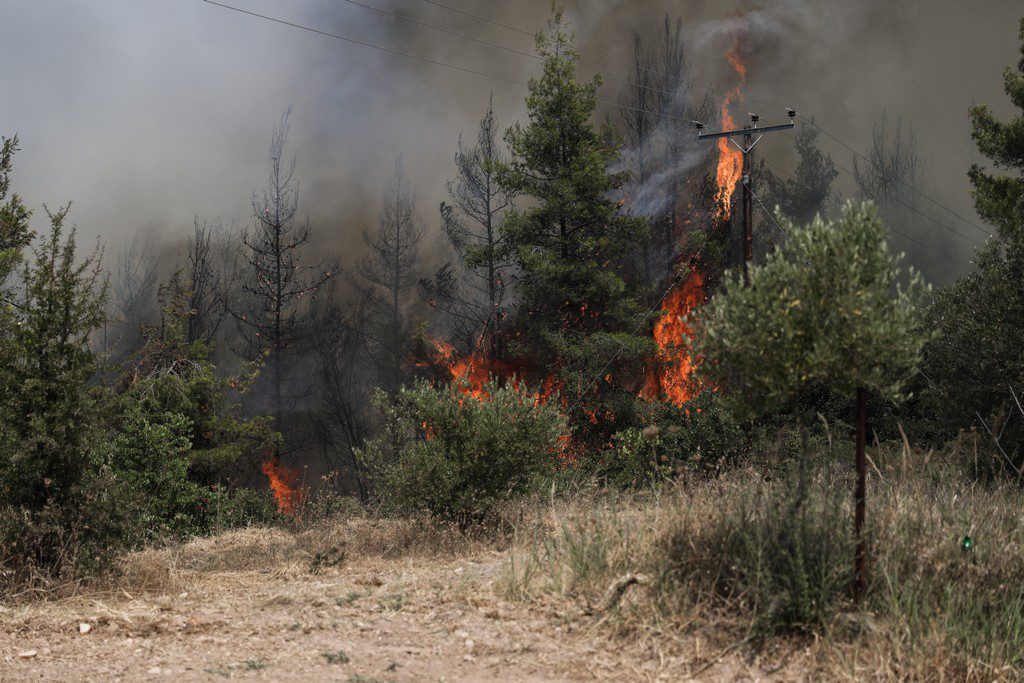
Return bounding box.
[231,108,334,465]
[617,16,713,290]
[496,9,652,440]
[696,201,928,603]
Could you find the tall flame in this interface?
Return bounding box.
[713,36,747,224]
[641,38,746,406]
[262,460,303,515]
[640,269,705,406]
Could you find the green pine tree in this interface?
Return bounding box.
[0,135,33,285]
[497,8,651,440]
[1,206,107,509]
[968,17,1024,241]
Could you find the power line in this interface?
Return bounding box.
[416,1,994,251]
[203,0,716,127]
[798,115,994,241]
[761,158,970,267]
[203,0,526,86]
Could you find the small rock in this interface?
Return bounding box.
[17,650,37,660]
[148,666,162,675]
[79,622,92,635]
[465,639,475,652]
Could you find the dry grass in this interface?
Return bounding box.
[500,438,1024,681]
[7,433,1024,680]
[113,514,490,596]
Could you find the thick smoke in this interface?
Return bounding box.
[0,0,1018,276]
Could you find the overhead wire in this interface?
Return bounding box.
[761,157,971,266]
[414,0,993,251]
[203,0,730,127]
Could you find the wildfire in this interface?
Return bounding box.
[713,36,747,224]
[641,38,746,406]
[422,336,521,402]
[641,269,705,407]
[262,459,304,515]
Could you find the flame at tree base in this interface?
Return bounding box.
[640,269,706,407]
[262,460,304,515]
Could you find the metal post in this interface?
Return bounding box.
[742,126,753,287]
[854,386,868,605]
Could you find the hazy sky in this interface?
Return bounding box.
[1,0,1020,277]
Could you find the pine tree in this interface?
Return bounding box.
[762,122,838,226]
[427,97,514,361]
[1,206,107,509]
[497,9,651,439]
[968,17,1024,241]
[231,109,334,463]
[357,156,427,395]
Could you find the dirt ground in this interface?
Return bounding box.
[0,527,773,682]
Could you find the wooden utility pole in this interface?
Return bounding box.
[696,110,796,286]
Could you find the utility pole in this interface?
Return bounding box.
[695,110,797,286]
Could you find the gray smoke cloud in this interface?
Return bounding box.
[0,0,1018,279]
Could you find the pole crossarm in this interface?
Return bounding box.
[696,114,795,287]
[697,121,794,140]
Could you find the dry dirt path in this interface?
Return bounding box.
[0,529,764,682]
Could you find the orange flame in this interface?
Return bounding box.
[641,269,706,406]
[422,336,522,402]
[262,460,303,515]
[713,36,747,224]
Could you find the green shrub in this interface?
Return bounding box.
[604,390,742,486]
[358,378,566,524]
[100,409,211,540]
[0,469,135,593]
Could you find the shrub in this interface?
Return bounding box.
[100,409,210,540]
[0,469,135,594]
[358,378,566,524]
[604,390,742,486]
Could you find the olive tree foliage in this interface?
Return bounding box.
[696,201,929,421]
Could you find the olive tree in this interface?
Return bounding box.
[696,201,928,603]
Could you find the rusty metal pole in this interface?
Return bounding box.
[854,386,868,605]
[742,126,753,287]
